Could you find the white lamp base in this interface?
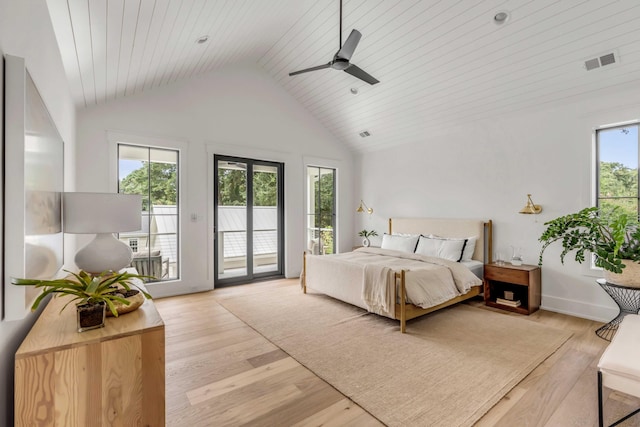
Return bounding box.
[75,233,133,274]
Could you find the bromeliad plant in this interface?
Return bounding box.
[12,270,153,317]
[538,206,640,273]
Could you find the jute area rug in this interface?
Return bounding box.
[215,284,572,427]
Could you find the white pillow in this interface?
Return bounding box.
[381,234,419,253]
[416,236,466,261]
[414,236,440,257]
[427,234,477,261]
[461,236,477,261]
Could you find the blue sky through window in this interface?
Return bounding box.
[599,126,638,169]
[119,159,144,181]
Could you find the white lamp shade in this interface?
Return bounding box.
[63,192,142,273]
[63,192,142,233]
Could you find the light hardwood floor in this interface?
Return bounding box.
[154,278,640,426]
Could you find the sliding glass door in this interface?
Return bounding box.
[214,155,284,286]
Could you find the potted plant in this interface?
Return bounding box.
[538,206,640,286]
[358,229,378,247]
[12,270,153,332]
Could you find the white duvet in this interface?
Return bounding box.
[305,247,482,318]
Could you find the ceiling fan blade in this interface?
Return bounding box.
[336,29,362,60]
[289,63,331,76]
[343,64,379,85]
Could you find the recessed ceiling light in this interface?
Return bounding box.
[196,35,209,44]
[493,11,510,25]
[350,87,359,95]
[359,130,371,138]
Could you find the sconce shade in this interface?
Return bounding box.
[519,194,542,214]
[357,199,373,214]
[63,192,142,273]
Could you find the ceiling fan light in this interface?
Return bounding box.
[493,11,510,25]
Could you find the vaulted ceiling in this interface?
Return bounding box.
[47,0,640,152]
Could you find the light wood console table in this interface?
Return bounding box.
[14,292,165,426]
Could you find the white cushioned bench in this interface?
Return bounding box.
[598,314,640,427]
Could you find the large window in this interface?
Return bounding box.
[307,166,336,255]
[118,144,179,282]
[596,124,639,218]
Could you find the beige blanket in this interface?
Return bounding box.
[362,264,394,315]
[305,247,482,319]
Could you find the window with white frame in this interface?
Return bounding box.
[118,144,179,282]
[596,124,639,218]
[306,166,336,255]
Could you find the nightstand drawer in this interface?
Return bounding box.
[485,266,530,285]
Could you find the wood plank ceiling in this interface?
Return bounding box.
[46,0,640,152]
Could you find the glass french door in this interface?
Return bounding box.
[214,155,284,286]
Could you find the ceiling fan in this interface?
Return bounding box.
[288,0,379,85]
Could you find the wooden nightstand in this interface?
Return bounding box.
[484,263,541,315]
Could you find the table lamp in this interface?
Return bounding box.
[63,192,142,274]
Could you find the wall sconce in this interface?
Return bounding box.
[356,199,373,214]
[519,194,542,214]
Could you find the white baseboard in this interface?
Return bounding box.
[541,294,617,323]
[149,281,213,299]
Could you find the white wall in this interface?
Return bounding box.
[76,66,353,297]
[0,0,76,424]
[356,81,640,322]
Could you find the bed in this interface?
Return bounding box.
[302,218,493,332]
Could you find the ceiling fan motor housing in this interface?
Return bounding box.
[332,58,350,70]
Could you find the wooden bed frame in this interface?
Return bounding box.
[302,218,493,333]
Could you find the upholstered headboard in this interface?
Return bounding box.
[389,218,492,263]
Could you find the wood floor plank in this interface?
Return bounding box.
[156,278,631,427]
[166,336,274,372]
[544,356,601,427]
[474,387,528,427]
[220,384,304,425]
[246,348,289,368]
[164,326,258,358]
[237,372,347,427]
[186,357,300,405]
[491,348,594,426]
[291,398,383,427]
[174,366,324,426]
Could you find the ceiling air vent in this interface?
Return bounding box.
[584,58,600,71]
[599,53,616,66]
[584,52,618,71]
[359,130,371,138]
